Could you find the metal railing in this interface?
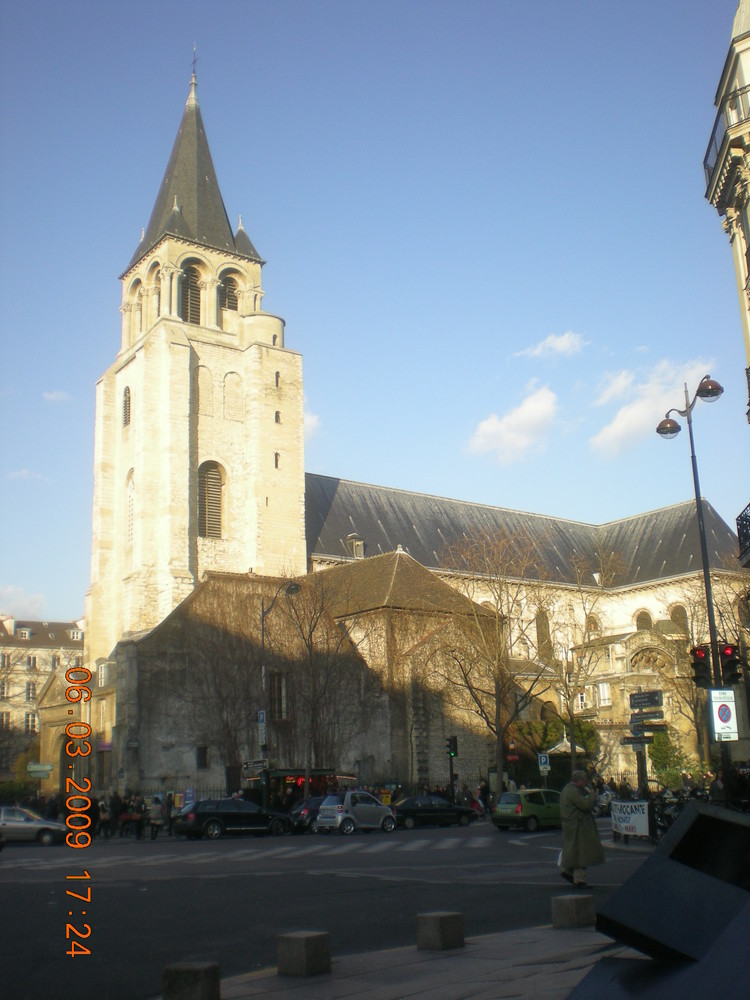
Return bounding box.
[704,84,750,188]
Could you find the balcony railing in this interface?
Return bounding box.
[704,84,750,189]
[738,501,750,565]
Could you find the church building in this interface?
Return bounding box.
[37,64,749,800]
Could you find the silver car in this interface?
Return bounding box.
[315,790,396,835]
[0,806,68,845]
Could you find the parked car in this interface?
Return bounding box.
[0,805,68,845]
[289,796,326,833]
[315,790,396,835]
[174,798,291,839]
[391,794,478,829]
[492,789,561,832]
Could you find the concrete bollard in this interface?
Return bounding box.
[551,893,596,929]
[162,961,220,1000]
[277,931,331,976]
[416,911,465,950]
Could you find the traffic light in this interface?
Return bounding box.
[446,735,458,758]
[719,643,743,686]
[689,644,712,688]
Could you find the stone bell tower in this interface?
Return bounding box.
[85,73,307,670]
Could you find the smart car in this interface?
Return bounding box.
[315,790,396,835]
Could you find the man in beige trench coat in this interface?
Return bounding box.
[559,769,605,887]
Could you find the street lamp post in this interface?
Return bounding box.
[656,374,730,770]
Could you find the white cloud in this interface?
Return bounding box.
[514,331,587,359]
[468,384,558,465]
[593,370,635,406]
[43,390,72,402]
[304,408,321,440]
[6,468,53,483]
[590,358,712,456]
[0,584,47,618]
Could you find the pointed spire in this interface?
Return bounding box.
[234,214,263,261]
[124,73,262,273]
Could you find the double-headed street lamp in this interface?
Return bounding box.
[656,374,729,767]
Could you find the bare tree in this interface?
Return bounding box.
[440,529,553,789]
[271,573,376,792]
[139,575,266,792]
[540,550,623,773]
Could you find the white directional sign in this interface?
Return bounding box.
[710,689,738,742]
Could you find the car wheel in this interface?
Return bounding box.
[38,829,55,846]
[404,816,415,830]
[269,818,286,836]
[204,820,223,839]
[459,814,469,826]
[525,815,540,833]
[381,815,396,833]
[340,817,355,835]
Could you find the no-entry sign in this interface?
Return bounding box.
[710,689,738,742]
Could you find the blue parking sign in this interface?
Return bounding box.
[538,753,549,768]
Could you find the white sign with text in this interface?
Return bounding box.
[611,800,649,837]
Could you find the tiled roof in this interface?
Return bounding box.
[305,473,740,589]
[0,619,83,649]
[310,549,490,618]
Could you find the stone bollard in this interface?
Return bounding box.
[416,911,465,950]
[277,931,331,976]
[551,894,596,929]
[162,961,220,1000]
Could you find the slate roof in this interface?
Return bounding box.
[305,473,741,589]
[0,619,84,649]
[123,75,262,274]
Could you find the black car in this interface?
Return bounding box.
[391,794,478,829]
[288,796,326,833]
[174,797,291,839]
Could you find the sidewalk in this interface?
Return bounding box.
[156,925,646,1000]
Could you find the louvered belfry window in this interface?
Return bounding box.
[220,276,238,311]
[181,265,201,325]
[198,461,223,538]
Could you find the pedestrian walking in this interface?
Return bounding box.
[149,796,165,839]
[558,770,605,888]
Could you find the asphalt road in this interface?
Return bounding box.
[0,818,647,1000]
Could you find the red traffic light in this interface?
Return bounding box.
[690,645,708,659]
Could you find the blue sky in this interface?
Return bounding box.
[1,0,748,621]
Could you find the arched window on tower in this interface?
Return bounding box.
[134,285,143,335]
[180,264,202,325]
[219,276,238,311]
[198,461,224,538]
[150,266,161,321]
[123,387,131,427]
